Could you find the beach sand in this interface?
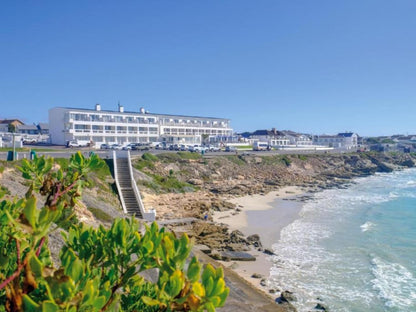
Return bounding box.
[214,186,306,294]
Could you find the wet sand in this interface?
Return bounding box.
[214,186,306,295]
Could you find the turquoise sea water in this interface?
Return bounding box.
[269,169,416,312]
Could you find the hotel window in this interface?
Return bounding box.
[91,114,101,121]
[102,115,113,122]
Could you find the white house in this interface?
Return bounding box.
[314,132,358,149]
[49,104,233,147]
[281,130,313,146]
[250,129,290,147]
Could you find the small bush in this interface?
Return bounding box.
[142,152,158,162]
[280,155,292,166]
[134,159,155,170]
[177,151,202,160]
[149,173,195,193]
[87,206,114,222]
[0,185,10,195]
[225,155,246,166]
[298,154,308,161]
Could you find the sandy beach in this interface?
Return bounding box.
[214,186,306,294]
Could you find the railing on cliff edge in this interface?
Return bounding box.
[127,150,156,221]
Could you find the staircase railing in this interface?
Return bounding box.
[127,151,156,221]
[113,150,127,214]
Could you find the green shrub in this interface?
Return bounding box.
[150,173,195,193]
[0,152,229,311]
[0,185,10,195]
[177,151,202,160]
[225,155,246,166]
[280,155,292,166]
[142,152,158,162]
[87,206,114,222]
[298,154,308,161]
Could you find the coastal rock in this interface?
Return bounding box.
[251,273,264,279]
[221,251,256,261]
[247,234,262,248]
[400,158,415,167]
[260,278,267,286]
[315,303,329,311]
[279,290,297,302]
[188,178,204,185]
[264,248,276,256]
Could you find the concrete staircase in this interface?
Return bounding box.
[114,153,144,218]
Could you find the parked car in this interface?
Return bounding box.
[22,138,38,144]
[206,145,221,152]
[100,143,111,149]
[225,146,237,152]
[122,143,136,150]
[110,143,122,150]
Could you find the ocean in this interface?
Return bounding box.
[269,168,416,312]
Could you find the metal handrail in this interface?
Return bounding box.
[127,150,145,216]
[113,151,127,214]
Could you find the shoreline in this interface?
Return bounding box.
[213,186,307,297]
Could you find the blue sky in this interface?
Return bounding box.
[1,1,415,136]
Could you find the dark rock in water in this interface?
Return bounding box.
[280,290,297,302]
[221,251,256,261]
[251,273,263,279]
[260,278,267,286]
[315,303,328,311]
[264,248,276,256]
[400,159,415,167]
[275,297,283,304]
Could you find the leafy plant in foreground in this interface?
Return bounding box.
[0,152,229,311]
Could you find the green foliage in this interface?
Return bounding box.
[134,154,157,171]
[298,154,308,161]
[176,152,202,160]
[145,173,195,194]
[142,152,159,162]
[365,137,380,144]
[224,156,246,166]
[0,166,4,174]
[280,155,292,166]
[0,185,10,195]
[87,206,114,223]
[0,152,229,311]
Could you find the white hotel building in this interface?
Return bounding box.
[49,104,233,147]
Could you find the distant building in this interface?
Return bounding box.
[250,128,290,147]
[49,105,233,146]
[313,132,358,149]
[17,124,39,135]
[0,119,24,132]
[280,130,313,146]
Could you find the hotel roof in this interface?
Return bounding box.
[51,107,230,121]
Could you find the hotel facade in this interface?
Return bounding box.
[49,104,233,146]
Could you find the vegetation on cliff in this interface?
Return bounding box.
[0,153,229,311]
